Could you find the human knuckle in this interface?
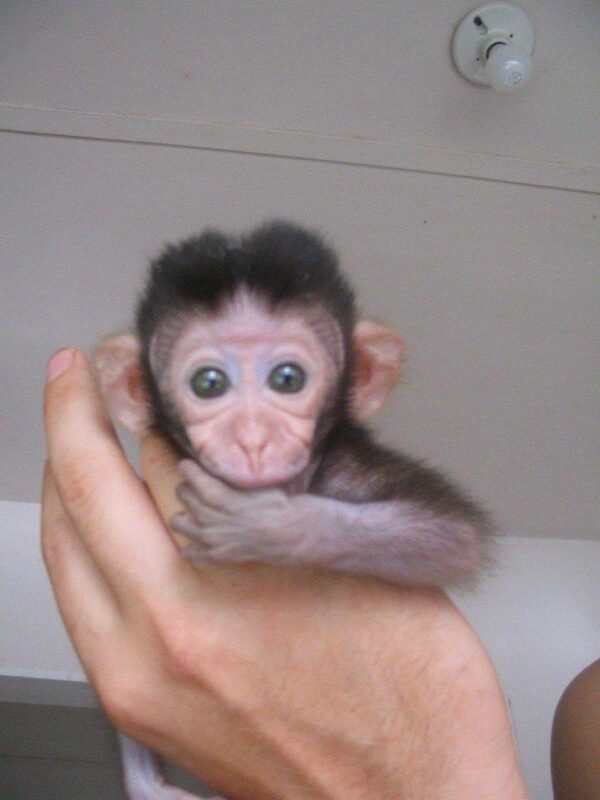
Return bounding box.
[40,522,65,569]
[56,450,109,515]
[125,600,193,680]
[162,628,201,681]
[156,611,213,683]
[96,672,151,731]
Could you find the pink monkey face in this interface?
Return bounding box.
[158,294,341,489]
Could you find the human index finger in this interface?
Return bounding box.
[44,349,182,599]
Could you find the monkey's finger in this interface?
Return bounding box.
[44,349,182,600]
[175,482,214,525]
[171,512,209,543]
[181,543,210,562]
[41,463,120,675]
[178,459,243,510]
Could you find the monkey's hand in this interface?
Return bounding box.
[171,460,310,564]
[172,460,486,584]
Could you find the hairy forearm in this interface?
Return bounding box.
[154,578,527,800]
[262,603,527,800]
[292,595,526,800]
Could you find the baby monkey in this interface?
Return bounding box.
[94,220,492,799]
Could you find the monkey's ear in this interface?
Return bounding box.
[91,334,153,434]
[350,320,405,422]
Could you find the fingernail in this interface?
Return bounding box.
[46,348,75,383]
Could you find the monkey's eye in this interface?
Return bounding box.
[268,362,306,394]
[190,367,230,398]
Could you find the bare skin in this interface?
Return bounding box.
[42,348,529,800]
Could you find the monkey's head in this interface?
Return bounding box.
[94,221,404,489]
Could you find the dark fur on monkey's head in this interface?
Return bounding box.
[135,221,358,453]
[244,221,355,320]
[136,220,356,338]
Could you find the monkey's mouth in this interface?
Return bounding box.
[226,474,289,490]
[198,453,309,491]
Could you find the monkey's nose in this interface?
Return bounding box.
[238,439,268,472]
[233,420,271,466]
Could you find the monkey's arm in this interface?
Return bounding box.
[172,461,488,586]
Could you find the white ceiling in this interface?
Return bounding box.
[1,1,598,541]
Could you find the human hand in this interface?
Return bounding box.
[42,348,529,800]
